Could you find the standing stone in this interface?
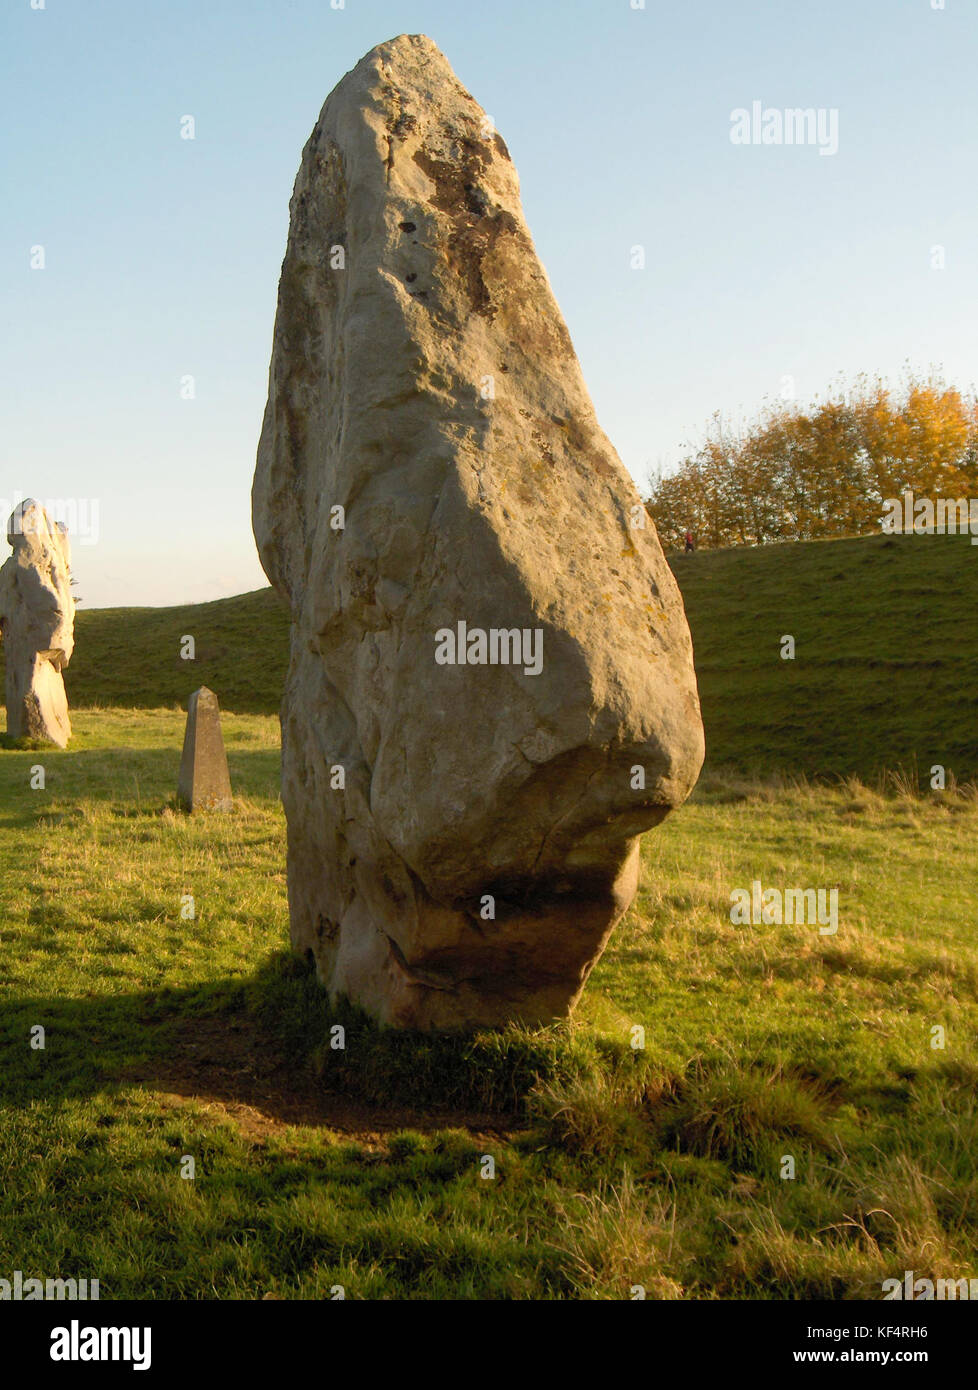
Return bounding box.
[252,34,704,1029]
[0,499,75,748]
[178,688,233,812]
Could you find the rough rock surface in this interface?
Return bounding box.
[178,687,233,812]
[0,500,75,748]
[252,33,704,1029]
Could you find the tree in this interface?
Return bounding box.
[645,372,978,550]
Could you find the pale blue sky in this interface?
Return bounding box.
[2,0,975,606]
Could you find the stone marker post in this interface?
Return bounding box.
[177,687,233,812]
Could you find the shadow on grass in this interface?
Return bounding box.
[0,951,648,1133]
[5,949,954,1157]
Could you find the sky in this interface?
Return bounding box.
[1,0,975,607]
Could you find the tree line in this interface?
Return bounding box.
[644,374,978,550]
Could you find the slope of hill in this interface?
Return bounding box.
[3,532,975,778]
[61,587,287,715]
[672,530,978,780]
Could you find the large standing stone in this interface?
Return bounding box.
[178,688,233,812]
[252,34,705,1029]
[0,500,75,748]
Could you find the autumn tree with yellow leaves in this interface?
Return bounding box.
[646,374,978,550]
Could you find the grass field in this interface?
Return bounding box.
[1,711,975,1299]
[17,586,291,716]
[671,530,978,780]
[9,529,973,779]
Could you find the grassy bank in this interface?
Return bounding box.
[30,587,289,716]
[1,711,975,1298]
[7,530,973,781]
[672,530,978,779]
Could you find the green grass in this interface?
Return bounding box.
[0,587,291,716]
[672,530,978,780]
[9,531,974,781]
[2,534,974,1298]
[1,712,975,1299]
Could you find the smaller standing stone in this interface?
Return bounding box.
[177,687,232,812]
[0,499,75,748]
